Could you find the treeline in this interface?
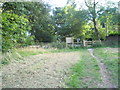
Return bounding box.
[1,1,119,52]
[2,2,54,52]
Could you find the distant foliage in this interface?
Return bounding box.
[38,42,66,49]
[53,6,88,41]
[92,42,103,47]
[1,1,119,52]
[2,13,34,52]
[50,42,66,49]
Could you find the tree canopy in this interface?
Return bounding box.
[1,0,119,52]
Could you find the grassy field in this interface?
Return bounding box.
[17,48,49,57]
[1,47,119,88]
[65,49,102,88]
[16,47,83,57]
[94,48,119,87]
[1,47,81,66]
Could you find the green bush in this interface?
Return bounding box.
[92,42,103,47]
[103,40,119,47]
[50,42,66,49]
[2,13,34,52]
[38,42,66,49]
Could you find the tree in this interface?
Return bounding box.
[85,0,100,40]
[98,6,119,36]
[53,4,88,41]
[2,2,55,42]
[2,13,33,52]
[84,0,119,40]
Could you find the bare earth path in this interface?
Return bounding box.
[2,52,80,88]
[88,48,116,88]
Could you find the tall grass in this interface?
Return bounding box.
[1,47,81,66]
[1,47,49,66]
[1,51,23,66]
[17,47,48,57]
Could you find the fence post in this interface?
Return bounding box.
[83,40,86,47]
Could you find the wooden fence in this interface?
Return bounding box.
[83,40,101,47]
[66,40,101,47]
[23,40,102,49]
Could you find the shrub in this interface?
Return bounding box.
[92,42,103,47]
[38,42,66,49]
[50,42,66,49]
[103,40,119,47]
[1,51,23,65]
[2,13,34,52]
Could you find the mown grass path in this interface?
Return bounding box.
[2,51,80,88]
[88,48,116,88]
[66,49,102,88]
[65,48,118,88]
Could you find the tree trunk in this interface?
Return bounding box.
[85,0,100,40]
[92,0,100,40]
[93,18,100,40]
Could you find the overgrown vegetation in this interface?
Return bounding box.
[1,47,81,66]
[1,50,23,66]
[103,40,120,48]
[2,13,34,52]
[65,49,102,88]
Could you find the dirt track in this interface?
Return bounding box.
[2,52,80,88]
[88,48,116,88]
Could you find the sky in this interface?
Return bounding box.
[43,0,119,15]
[44,0,119,8]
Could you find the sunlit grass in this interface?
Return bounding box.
[65,49,101,88]
[1,47,82,66]
[16,47,49,57]
[94,48,119,87]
